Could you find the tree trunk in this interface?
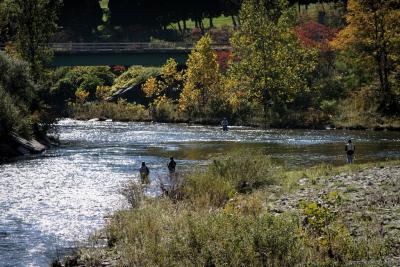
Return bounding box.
[183,20,187,32]
[263,101,268,129]
[199,19,205,34]
[177,21,182,34]
[231,15,237,28]
[374,13,396,114]
[209,17,214,28]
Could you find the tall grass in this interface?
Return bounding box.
[78,152,398,266]
[181,151,281,207]
[106,201,303,267]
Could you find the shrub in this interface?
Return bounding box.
[106,200,303,267]
[0,54,38,137]
[75,88,89,104]
[78,74,103,101]
[0,85,32,137]
[149,96,178,122]
[95,85,112,101]
[70,101,149,121]
[180,150,281,207]
[50,66,115,106]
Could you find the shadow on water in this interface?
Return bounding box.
[1,119,400,266]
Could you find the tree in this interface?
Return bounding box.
[179,34,225,119]
[0,0,17,44]
[229,0,317,127]
[332,0,400,114]
[142,58,183,99]
[6,0,60,81]
[0,54,38,137]
[58,0,103,37]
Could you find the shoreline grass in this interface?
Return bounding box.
[68,152,400,266]
[69,101,400,131]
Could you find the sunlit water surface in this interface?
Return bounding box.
[1,119,400,266]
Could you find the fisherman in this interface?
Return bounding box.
[345,139,355,164]
[168,157,176,172]
[139,161,150,184]
[221,117,228,131]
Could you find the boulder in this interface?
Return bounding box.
[11,133,47,154]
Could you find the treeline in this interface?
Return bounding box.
[0,0,398,135]
[65,0,399,129]
[0,0,348,43]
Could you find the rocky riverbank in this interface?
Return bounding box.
[268,165,400,264]
[0,133,59,162]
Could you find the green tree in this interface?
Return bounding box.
[179,34,225,119]
[8,0,60,81]
[229,0,317,127]
[0,0,17,44]
[332,0,400,114]
[0,54,38,137]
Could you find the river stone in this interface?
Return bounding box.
[11,134,47,154]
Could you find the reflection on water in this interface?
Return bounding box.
[1,119,399,266]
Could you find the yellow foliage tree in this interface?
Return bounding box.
[331,0,400,114]
[142,76,162,98]
[179,34,224,118]
[142,58,183,98]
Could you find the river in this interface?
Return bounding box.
[1,119,400,266]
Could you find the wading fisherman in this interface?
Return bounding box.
[345,139,355,164]
[139,161,150,184]
[168,157,176,173]
[221,117,229,131]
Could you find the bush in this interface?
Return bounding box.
[0,54,38,138]
[106,200,303,267]
[0,85,32,137]
[50,66,115,106]
[70,100,150,121]
[180,150,281,207]
[149,96,179,122]
[78,74,103,101]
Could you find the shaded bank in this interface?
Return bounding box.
[0,132,59,163]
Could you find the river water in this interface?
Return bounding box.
[1,119,400,266]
